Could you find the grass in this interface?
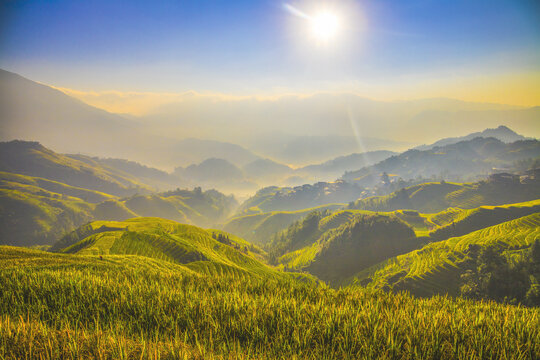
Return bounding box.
[53,217,284,281]
[0,245,538,359]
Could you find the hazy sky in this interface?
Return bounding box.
[1,0,539,109]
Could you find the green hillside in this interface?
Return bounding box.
[0,187,95,246]
[1,245,538,359]
[270,210,422,285]
[222,204,344,245]
[265,199,540,286]
[0,173,237,246]
[349,179,540,213]
[0,140,152,196]
[350,213,540,298]
[50,217,287,280]
[0,171,114,203]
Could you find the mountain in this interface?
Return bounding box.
[246,134,409,166]
[415,125,528,150]
[174,158,258,195]
[0,69,261,169]
[0,168,237,246]
[297,150,396,180]
[270,211,420,285]
[171,138,260,167]
[349,179,540,213]
[144,91,534,153]
[0,140,152,196]
[242,158,293,181]
[0,180,95,246]
[222,204,344,245]
[408,107,540,142]
[176,158,244,182]
[342,137,540,186]
[237,181,363,215]
[0,69,149,161]
[69,156,182,191]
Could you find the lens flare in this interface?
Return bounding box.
[311,12,340,41]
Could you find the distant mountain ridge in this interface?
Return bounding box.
[343,137,540,186]
[298,150,396,180]
[0,140,151,196]
[415,125,529,150]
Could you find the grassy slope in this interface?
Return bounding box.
[0,173,236,246]
[222,204,344,245]
[0,171,115,203]
[52,217,283,280]
[350,213,540,297]
[274,200,540,286]
[0,187,95,246]
[1,245,538,359]
[275,211,420,285]
[0,140,152,196]
[351,180,540,213]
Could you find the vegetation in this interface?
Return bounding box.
[343,137,540,186]
[1,245,538,359]
[49,217,277,278]
[0,140,153,196]
[237,180,361,215]
[269,210,421,285]
[460,241,540,306]
[350,213,540,298]
[222,204,343,245]
[349,179,540,213]
[0,173,237,246]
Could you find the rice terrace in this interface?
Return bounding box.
[0,0,539,358]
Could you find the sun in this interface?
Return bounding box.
[310,11,340,42]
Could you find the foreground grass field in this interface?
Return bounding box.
[1,246,538,359]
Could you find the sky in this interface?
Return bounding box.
[1,0,540,112]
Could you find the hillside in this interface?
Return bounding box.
[0,172,237,246]
[350,213,540,298]
[0,69,158,162]
[343,137,540,186]
[297,150,396,180]
[349,179,540,213]
[49,217,282,278]
[171,138,260,167]
[222,204,344,245]
[246,133,409,165]
[68,155,182,191]
[119,187,237,227]
[0,140,152,196]
[237,180,362,215]
[175,158,244,182]
[269,210,421,285]
[415,125,528,150]
[242,158,293,182]
[0,186,95,246]
[1,245,538,359]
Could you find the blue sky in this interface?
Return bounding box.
[1,0,539,103]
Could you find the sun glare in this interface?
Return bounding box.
[310,11,340,42]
